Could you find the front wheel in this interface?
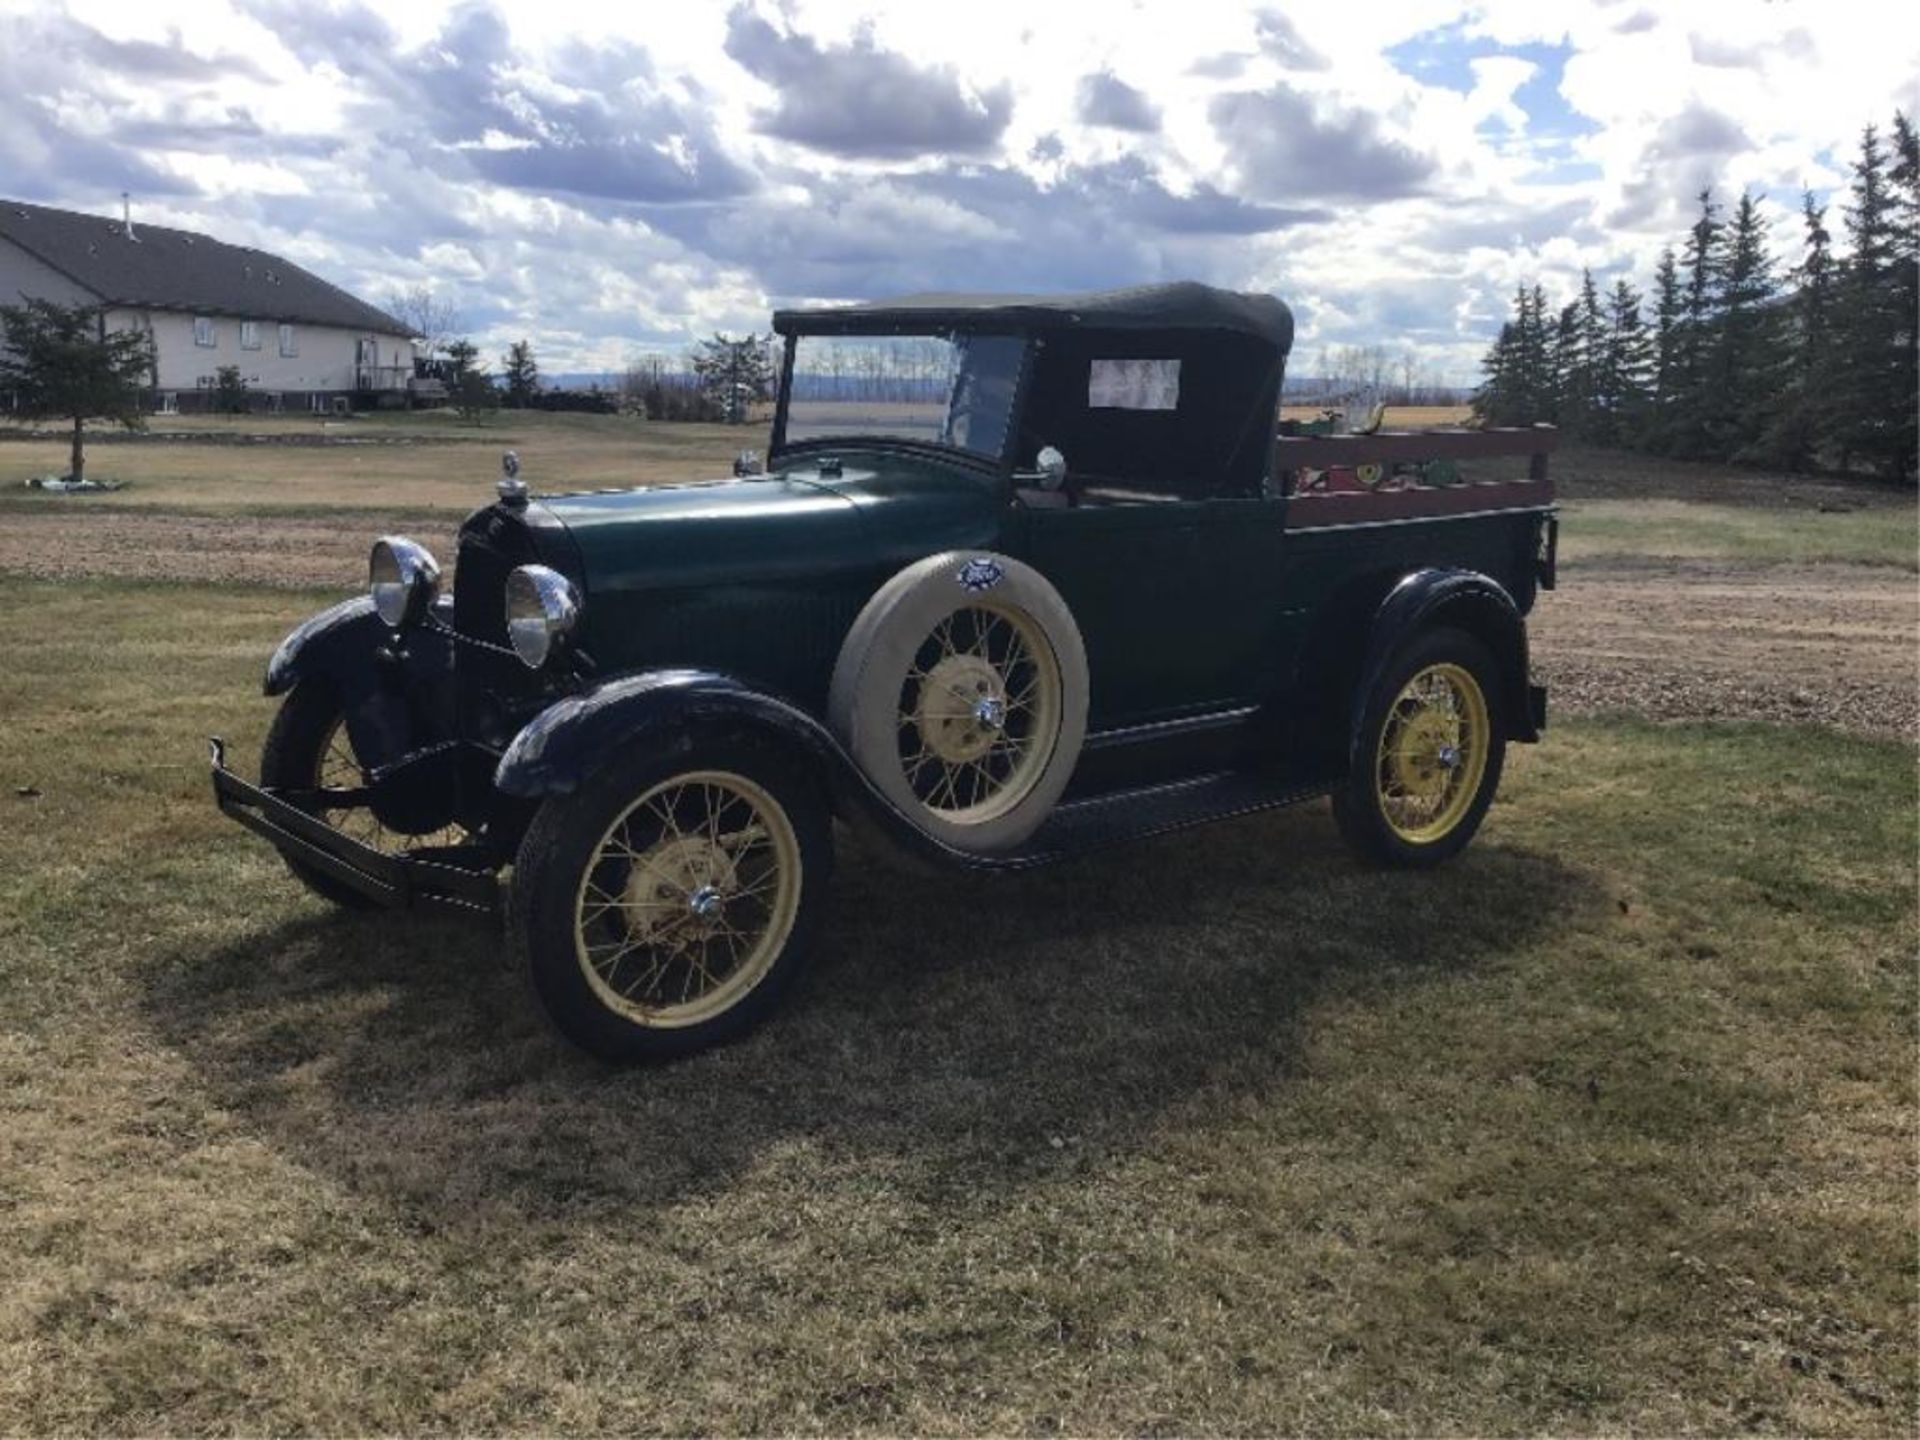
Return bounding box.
[509,738,833,1062]
[260,679,463,907]
[1333,627,1507,868]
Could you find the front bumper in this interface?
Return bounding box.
[209,738,501,917]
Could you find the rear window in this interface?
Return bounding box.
[1088,358,1181,410]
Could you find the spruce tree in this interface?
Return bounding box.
[1550,301,1581,427]
[1650,248,1683,444]
[1519,284,1552,421]
[1670,188,1724,455]
[1832,123,1910,477]
[1601,278,1654,446]
[1759,191,1838,469]
[1472,317,1521,425]
[1885,112,1919,480]
[1715,192,1780,459]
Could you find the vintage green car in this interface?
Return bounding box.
[212,282,1558,1061]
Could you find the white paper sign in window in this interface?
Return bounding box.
[1088,358,1180,411]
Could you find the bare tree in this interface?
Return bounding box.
[387,284,463,363]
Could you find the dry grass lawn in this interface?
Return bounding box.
[0,413,752,514]
[0,577,1912,1434]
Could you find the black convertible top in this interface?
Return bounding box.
[772,280,1294,354]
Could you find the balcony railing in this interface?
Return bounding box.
[355,364,412,392]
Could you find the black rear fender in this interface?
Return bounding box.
[1350,569,1539,759]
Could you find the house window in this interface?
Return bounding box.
[279,324,298,358]
[193,316,216,348]
[240,321,260,350]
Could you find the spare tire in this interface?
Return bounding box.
[829,551,1089,853]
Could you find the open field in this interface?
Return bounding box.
[0,423,1913,1431]
[0,577,1913,1433]
[1278,403,1474,428]
[1,426,1912,736]
[0,413,753,514]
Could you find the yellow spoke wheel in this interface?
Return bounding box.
[1333,629,1507,868]
[571,770,803,1030]
[829,550,1089,855]
[514,742,830,1062]
[894,601,1062,826]
[1373,662,1491,844]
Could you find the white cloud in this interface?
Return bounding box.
[3,0,1914,381]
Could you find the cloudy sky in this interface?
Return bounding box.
[4,0,1915,382]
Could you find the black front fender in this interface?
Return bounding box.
[263,595,457,775]
[1352,568,1541,760]
[493,669,844,799]
[264,595,382,696]
[492,668,1024,872]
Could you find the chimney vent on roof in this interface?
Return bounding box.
[121,191,138,242]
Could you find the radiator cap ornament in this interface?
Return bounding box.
[498,449,528,507]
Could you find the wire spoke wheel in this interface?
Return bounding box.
[312,716,463,852]
[893,602,1061,826]
[1373,661,1491,843]
[571,770,802,1029]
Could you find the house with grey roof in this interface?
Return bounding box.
[0,199,417,414]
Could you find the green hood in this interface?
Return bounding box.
[530,449,1005,704]
[540,450,1003,596]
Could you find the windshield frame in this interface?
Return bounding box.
[770,329,1035,471]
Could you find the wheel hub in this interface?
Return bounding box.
[1391,709,1463,801]
[916,653,1009,764]
[621,836,739,946]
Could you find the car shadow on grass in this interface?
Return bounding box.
[141,802,1605,1226]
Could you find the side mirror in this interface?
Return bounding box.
[1033,446,1068,490]
[733,449,763,477]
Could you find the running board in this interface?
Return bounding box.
[994,768,1335,870]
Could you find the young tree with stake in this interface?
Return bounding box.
[0,299,154,485]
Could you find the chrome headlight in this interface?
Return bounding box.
[369,536,441,628]
[506,564,581,669]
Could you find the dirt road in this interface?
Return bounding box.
[1531,556,1916,739]
[3,507,1914,739]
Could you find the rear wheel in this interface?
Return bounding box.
[509,738,833,1062]
[1333,627,1507,868]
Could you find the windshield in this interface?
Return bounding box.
[783,333,1025,460]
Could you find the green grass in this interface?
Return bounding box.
[0,577,1913,1433]
[1561,498,1918,570]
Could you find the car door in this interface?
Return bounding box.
[1013,495,1241,728]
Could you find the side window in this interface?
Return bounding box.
[193,316,216,348]
[239,321,260,350]
[278,324,298,358]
